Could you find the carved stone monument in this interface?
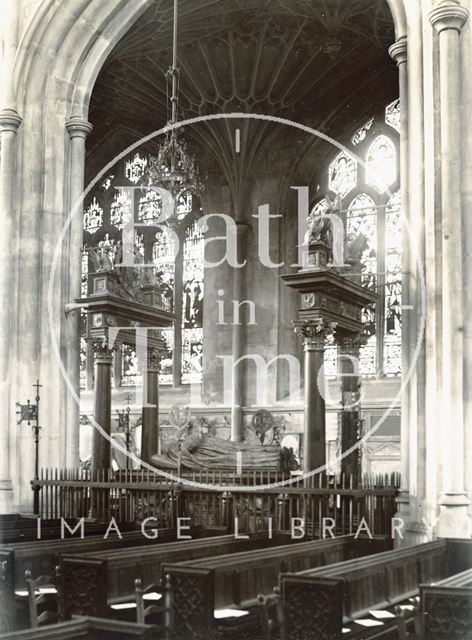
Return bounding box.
[282,202,377,481]
[77,246,175,476]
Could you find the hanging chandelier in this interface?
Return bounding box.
[144,0,203,225]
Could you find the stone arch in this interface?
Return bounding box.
[385,0,408,39]
[4,0,413,511]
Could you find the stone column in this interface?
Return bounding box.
[389,36,411,519]
[141,348,161,464]
[430,0,471,537]
[231,222,249,442]
[65,117,93,469]
[91,339,113,477]
[335,331,363,485]
[0,108,22,511]
[294,320,333,473]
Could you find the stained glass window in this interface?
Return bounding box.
[153,228,176,306]
[323,334,337,378]
[110,189,132,230]
[384,191,402,375]
[139,189,161,224]
[102,175,114,191]
[347,194,378,375]
[122,345,142,387]
[81,150,204,392]
[182,222,204,384]
[125,153,148,184]
[352,117,374,145]
[81,249,88,297]
[159,329,175,386]
[385,99,400,132]
[84,197,103,234]
[313,101,401,378]
[328,152,357,198]
[366,135,397,193]
[347,194,377,288]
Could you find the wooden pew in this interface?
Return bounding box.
[163,534,390,639]
[420,567,472,640]
[0,527,178,590]
[0,518,138,544]
[280,538,472,640]
[0,615,155,639]
[60,532,292,618]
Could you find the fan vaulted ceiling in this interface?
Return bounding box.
[87,0,396,186]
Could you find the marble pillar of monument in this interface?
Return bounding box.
[334,331,364,485]
[141,347,162,464]
[294,319,335,473]
[91,339,114,478]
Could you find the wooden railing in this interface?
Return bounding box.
[31,469,398,537]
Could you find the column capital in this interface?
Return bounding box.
[429,1,469,34]
[0,108,22,133]
[146,347,163,372]
[389,36,408,65]
[66,115,93,140]
[333,330,367,354]
[89,337,116,363]
[293,319,336,350]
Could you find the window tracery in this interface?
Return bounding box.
[385,99,400,132]
[366,135,397,193]
[81,151,204,390]
[315,103,401,378]
[328,151,357,198]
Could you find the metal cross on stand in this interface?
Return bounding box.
[116,393,132,469]
[16,380,42,515]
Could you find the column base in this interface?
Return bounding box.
[0,480,13,513]
[436,492,471,538]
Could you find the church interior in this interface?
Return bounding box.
[0,0,471,638]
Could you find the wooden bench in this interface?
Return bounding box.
[0,518,138,544]
[163,534,390,639]
[0,527,178,590]
[60,532,292,617]
[280,538,472,640]
[420,566,472,640]
[0,615,155,639]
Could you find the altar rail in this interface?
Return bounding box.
[31,469,398,537]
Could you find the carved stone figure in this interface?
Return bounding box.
[304,214,331,246]
[151,419,299,471]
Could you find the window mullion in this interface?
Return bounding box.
[173,242,184,387]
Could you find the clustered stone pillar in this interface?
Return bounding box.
[231,221,250,443]
[141,348,161,464]
[294,320,333,473]
[335,331,363,485]
[65,116,93,469]
[0,108,22,510]
[430,0,471,537]
[91,339,114,477]
[389,35,411,521]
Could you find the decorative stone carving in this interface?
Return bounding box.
[89,337,117,362]
[293,319,336,350]
[334,331,367,355]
